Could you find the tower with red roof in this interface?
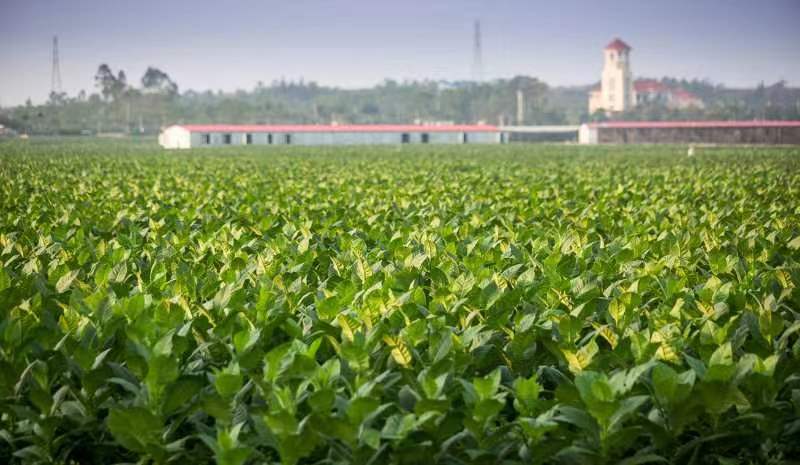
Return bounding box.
[589,38,636,114]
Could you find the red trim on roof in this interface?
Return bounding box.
[633,79,667,93]
[172,124,499,133]
[589,120,800,129]
[633,80,701,102]
[671,89,700,101]
[605,38,631,51]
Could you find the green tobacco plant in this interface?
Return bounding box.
[1,140,799,464]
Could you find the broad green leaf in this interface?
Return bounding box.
[513,375,541,415]
[473,369,502,400]
[107,407,162,454]
[215,363,243,399]
[651,363,678,404]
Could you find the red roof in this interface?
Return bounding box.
[671,89,700,101]
[633,80,701,102]
[589,120,800,129]
[172,124,499,133]
[605,38,631,52]
[634,79,667,93]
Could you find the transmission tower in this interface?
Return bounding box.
[472,20,484,82]
[51,35,62,94]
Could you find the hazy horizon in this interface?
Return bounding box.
[2,0,799,107]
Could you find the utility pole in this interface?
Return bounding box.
[472,20,484,82]
[51,36,63,95]
[126,100,131,134]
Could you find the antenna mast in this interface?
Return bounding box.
[51,35,63,94]
[472,20,484,82]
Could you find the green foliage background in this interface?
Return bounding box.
[1,141,800,464]
[3,74,799,135]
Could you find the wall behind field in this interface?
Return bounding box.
[598,127,800,144]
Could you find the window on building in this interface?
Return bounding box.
[223,134,232,144]
[609,78,615,89]
[201,134,211,144]
[401,133,410,143]
[421,133,430,144]
[609,93,615,102]
[268,134,273,144]
[284,134,292,145]
[246,134,253,145]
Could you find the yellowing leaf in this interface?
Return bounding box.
[655,343,680,363]
[386,337,412,367]
[596,325,619,349]
[608,297,626,327]
[562,340,598,374]
[56,269,80,294]
[337,314,358,342]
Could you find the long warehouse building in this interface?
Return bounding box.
[159,124,505,149]
[579,120,800,145]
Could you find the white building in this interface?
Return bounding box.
[588,39,704,114]
[158,124,504,149]
[589,38,636,114]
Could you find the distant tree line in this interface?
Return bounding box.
[1,66,566,135]
[1,65,798,135]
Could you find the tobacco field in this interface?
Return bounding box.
[1,141,800,464]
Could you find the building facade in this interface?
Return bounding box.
[158,124,504,149]
[589,39,636,114]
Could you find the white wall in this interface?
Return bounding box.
[578,124,598,144]
[600,49,634,112]
[158,126,191,149]
[590,48,635,114]
[170,130,502,148]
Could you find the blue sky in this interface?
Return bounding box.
[1,0,799,106]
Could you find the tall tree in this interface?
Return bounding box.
[141,67,178,95]
[94,64,128,101]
